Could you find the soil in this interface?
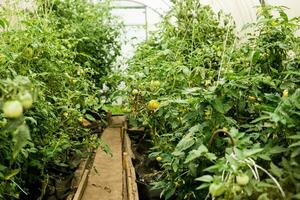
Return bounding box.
[127,129,163,200]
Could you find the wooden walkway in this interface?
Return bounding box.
[79,116,138,200]
[81,116,125,200]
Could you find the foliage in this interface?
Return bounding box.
[0,0,120,199]
[119,1,300,199]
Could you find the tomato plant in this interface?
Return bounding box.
[116,1,300,199]
[0,0,121,199]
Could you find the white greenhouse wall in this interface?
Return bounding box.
[266,0,300,19]
[201,0,259,29]
[201,0,300,30]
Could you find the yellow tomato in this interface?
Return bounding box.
[283,89,288,97]
[204,80,211,86]
[248,96,256,101]
[271,20,278,26]
[148,100,160,110]
[156,156,162,162]
[204,111,211,117]
[78,117,91,127]
[63,112,69,117]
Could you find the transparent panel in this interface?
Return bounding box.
[112,8,146,25]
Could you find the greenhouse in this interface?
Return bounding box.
[0,0,299,200]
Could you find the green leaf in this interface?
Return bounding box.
[163,186,176,200]
[196,183,210,190]
[4,169,20,180]
[291,148,300,158]
[258,154,271,161]
[251,50,260,63]
[85,114,96,122]
[213,98,232,114]
[188,124,201,134]
[270,162,283,178]
[172,159,179,172]
[242,148,263,157]
[205,152,217,161]
[173,133,195,156]
[269,146,286,154]
[12,125,31,159]
[292,193,300,199]
[195,175,213,183]
[184,145,208,163]
[257,193,269,200]
[25,117,37,125]
[0,18,8,29]
[289,141,300,148]
[288,134,300,140]
[0,164,6,171]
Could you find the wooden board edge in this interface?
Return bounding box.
[72,169,89,200]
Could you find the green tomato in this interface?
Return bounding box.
[3,100,23,119]
[152,80,160,88]
[233,185,242,192]
[258,193,270,200]
[19,92,33,109]
[236,174,249,186]
[150,80,160,90]
[132,89,139,95]
[22,47,34,59]
[209,183,225,197]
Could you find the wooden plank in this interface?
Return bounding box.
[125,133,135,159]
[107,111,112,126]
[124,152,134,200]
[66,157,90,200]
[72,157,90,189]
[122,169,128,200]
[124,151,139,200]
[81,127,123,200]
[128,159,138,200]
[73,170,89,200]
[121,127,125,152]
[122,152,128,200]
[123,119,138,200]
[124,119,128,130]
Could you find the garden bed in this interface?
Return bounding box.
[126,127,164,200]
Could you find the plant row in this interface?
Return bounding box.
[0,0,120,199]
[120,1,300,199]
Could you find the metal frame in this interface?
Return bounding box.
[113,0,164,16]
[112,0,164,40]
[259,0,266,6]
[112,0,266,40]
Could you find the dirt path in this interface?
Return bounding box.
[81,116,126,200]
